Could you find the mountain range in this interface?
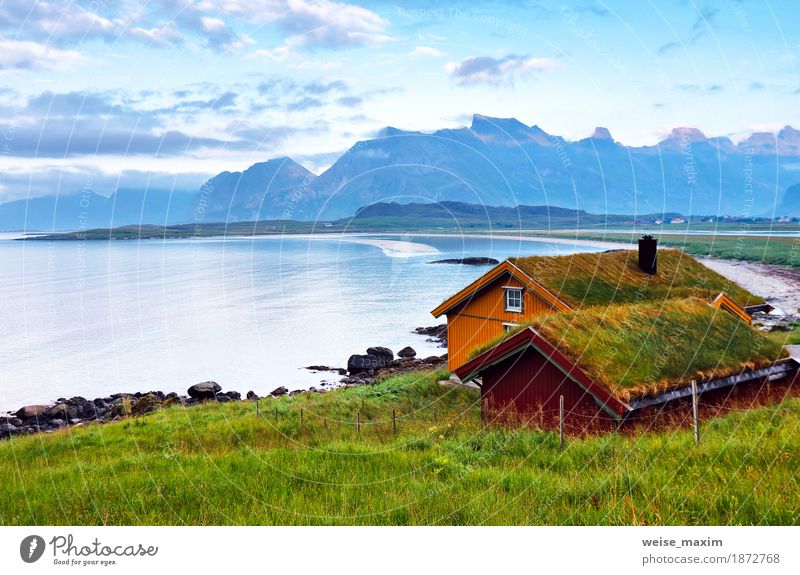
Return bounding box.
[3,114,800,230]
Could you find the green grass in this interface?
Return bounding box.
[509,249,761,308]
[1,370,798,525]
[522,231,800,268]
[466,299,787,401]
[763,324,800,347]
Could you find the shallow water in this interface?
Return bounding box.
[0,233,603,410]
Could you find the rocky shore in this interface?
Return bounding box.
[1,324,451,440]
[306,324,449,386]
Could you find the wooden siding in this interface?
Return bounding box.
[481,346,603,417]
[446,276,556,370]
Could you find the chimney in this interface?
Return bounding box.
[638,235,658,275]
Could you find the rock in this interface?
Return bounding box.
[216,395,231,403]
[225,391,241,401]
[366,347,394,362]
[15,405,49,420]
[289,389,306,396]
[49,419,65,428]
[48,403,78,420]
[0,423,17,438]
[187,381,221,400]
[398,346,417,359]
[131,394,161,416]
[428,257,499,265]
[246,391,259,400]
[270,386,288,397]
[10,418,23,427]
[422,355,443,364]
[348,354,384,374]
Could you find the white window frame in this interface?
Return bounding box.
[503,322,519,332]
[504,287,523,313]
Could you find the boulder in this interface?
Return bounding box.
[422,355,442,364]
[131,394,161,416]
[225,391,241,401]
[366,346,394,362]
[48,403,78,420]
[16,405,49,420]
[246,391,259,400]
[0,423,17,438]
[187,381,221,400]
[270,386,288,397]
[347,354,384,374]
[398,346,417,359]
[49,419,65,428]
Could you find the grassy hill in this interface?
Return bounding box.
[1,370,798,525]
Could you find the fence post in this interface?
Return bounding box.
[356,411,361,433]
[392,409,397,435]
[256,399,259,418]
[691,380,700,446]
[275,407,278,422]
[559,395,565,449]
[300,408,304,426]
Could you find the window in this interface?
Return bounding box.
[505,288,523,313]
[503,323,519,332]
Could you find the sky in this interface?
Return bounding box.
[0,0,798,201]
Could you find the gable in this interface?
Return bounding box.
[431,261,571,318]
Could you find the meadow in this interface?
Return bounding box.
[522,231,800,268]
[1,370,798,525]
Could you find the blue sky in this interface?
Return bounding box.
[0,0,798,200]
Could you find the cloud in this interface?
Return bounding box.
[226,0,391,58]
[0,39,86,70]
[445,54,557,85]
[676,83,724,94]
[0,0,250,53]
[411,46,444,58]
[336,96,363,107]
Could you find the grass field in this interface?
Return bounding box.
[1,370,798,525]
[519,231,800,268]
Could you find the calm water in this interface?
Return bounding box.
[0,234,603,410]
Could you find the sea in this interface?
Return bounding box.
[0,233,605,411]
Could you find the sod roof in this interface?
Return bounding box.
[508,249,761,309]
[466,297,786,402]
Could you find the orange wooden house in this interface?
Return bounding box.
[431,241,760,372]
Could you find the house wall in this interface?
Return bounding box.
[481,346,604,419]
[445,276,556,370]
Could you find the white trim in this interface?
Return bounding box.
[504,287,523,313]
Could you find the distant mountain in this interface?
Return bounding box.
[0,189,194,231]
[350,200,681,229]
[779,183,800,216]
[4,115,800,230]
[303,116,800,220]
[191,157,317,223]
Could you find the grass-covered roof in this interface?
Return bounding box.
[470,297,786,401]
[509,249,761,309]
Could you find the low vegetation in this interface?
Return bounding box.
[1,370,798,525]
[466,299,787,401]
[522,231,800,268]
[509,249,760,308]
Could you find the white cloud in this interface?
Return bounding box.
[411,46,444,58]
[0,39,86,70]
[214,0,391,51]
[445,54,557,85]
